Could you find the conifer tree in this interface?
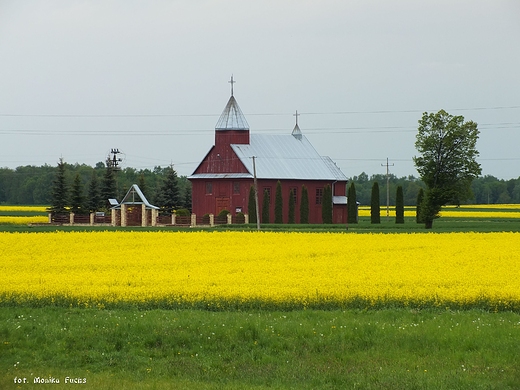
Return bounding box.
[347,182,358,224]
[288,189,295,224]
[322,184,332,224]
[300,185,309,224]
[158,165,181,214]
[101,164,117,209]
[137,173,147,199]
[274,181,283,223]
[70,173,86,215]
[261,189,270,223]
[49,158,68,214]
[395,185,405,224]
[87,170,102,212]
[183,184,192,212]
[370,182,381,224]
[416,187,425,224]
[248,186,257,224]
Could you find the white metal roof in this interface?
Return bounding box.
[111,184,159,210]
[231,134,348,181]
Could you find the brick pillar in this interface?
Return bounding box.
[209,214,214,227]
[121,204,127,227]
[191,213,197,227]
[172,214,176,225]
[141,204,147,227]
[111,209,117,226]
[244,214,249,224]
[227,213,232,224]
[69,213,74,225]
[90,213,94,225]
[151,209,157,227]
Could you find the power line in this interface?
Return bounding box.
[0,104,519,118]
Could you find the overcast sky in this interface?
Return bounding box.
[1,0,519,179]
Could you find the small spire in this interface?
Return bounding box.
[293,110,300,126]
[292,110,302,140]
[229,75,236,96]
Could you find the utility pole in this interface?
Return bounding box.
[381,158,394,221]
[252,156,261,230]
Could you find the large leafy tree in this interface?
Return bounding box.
[413,110,481,228]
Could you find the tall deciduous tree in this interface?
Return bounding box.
[274,181,283,223]
[49,158,68,214]
[300,185,309,224]
[395,185,404,224]
[347,182,357,224]
[370,182,381,224]
[413,110,481,228]
[322,184,332,224]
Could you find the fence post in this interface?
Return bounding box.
[172,214,176,225]
[48,213,52,223]
[141,204,147,227]
[191,213,197,227]
[151,209,157,227]
[244,213,249,224]
[90,213,94,225]
[209,214,214,227]
[227,213,232,224]
[69,213,74,225]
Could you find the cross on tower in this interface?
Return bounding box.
[229,75,236,96]
[293,110,300,126]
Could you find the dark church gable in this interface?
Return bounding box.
[189,83,348,224]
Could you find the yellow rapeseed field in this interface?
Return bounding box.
[1,231,519,310]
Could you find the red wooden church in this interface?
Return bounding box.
[188,81,348,224]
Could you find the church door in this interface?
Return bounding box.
[216,197,230,214]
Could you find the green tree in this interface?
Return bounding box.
[322,184,332,224]
[87,170,102,212]
[70,173,86,214]
[274,181,283,223]
[248,186,257,224]
[416,188,425,223]
[157,166,181,214]
[288,189,295,224]
[101,164,117,209]
[395,185,404,224]
[370,182,380,224]
[299,185,309,224]
[413,110,482,228]
[347,182,357,224]
[49,158,68,214]
[261,189,270,223]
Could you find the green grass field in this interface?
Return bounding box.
[2,308,520,389]
[1,205,520,388]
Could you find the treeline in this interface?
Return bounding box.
[347,172,520,206]
[1,163,519,206]
[0,162,191,209]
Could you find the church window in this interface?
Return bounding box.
[290,187,298,203]
[206,182,213,194]
[233,181,240,194]
[316,188,324,205]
